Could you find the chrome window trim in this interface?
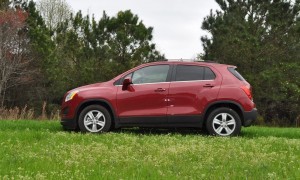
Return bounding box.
[115,81,170,86]
[171,80,214,83]
[114,79,214,86]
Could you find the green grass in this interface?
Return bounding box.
[0,120,300,179]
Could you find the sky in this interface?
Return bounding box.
[65,0,220,59]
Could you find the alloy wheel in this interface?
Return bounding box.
[83,110,106,133]
[212,113,236,136]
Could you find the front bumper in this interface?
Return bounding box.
[243,108,258,127]
[61,118,77,130]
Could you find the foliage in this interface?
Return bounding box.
[0,7,32,107]
[106,10,164,73]
[0,0,164,115]
[0,120,300,179]
[201,0,300,125]
[36,0,71,32]
[54,10,164,88]
[0,0,9,10]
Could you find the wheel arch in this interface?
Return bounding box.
[203,101,245,126]
[75,99,117,128]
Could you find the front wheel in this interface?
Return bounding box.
[206,107,241,136]
[78,105,112,133]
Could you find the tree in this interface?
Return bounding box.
[107,10,164,73]
[23,0,60,106]
[36,0,71,32]
[201,0,300,125]
[0,1,165,117]
[0,8,32,106]
[0,0,10,10]
[54,10,164,88]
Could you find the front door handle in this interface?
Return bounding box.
[154,88,166,92]
[203,84,214,88]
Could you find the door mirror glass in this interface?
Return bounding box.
[122,78,132,90]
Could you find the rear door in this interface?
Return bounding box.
[117,65,172,124]
[167,64,221,123]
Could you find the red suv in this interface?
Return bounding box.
[61,61,257,136]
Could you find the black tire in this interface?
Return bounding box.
[206,107,241,136]
[78,105,112,133]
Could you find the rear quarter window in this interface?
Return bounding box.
[228,67,245,81]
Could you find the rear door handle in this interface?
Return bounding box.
[203,84,214,88]
[154,88,166,92]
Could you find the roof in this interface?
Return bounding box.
[143,60,234,67]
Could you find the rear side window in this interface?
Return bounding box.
[204,67,216,80]
[175,65,204,81]
[228,67,245,81]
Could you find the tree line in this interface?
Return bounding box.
[0,0,299,126]
[0,0,164,115]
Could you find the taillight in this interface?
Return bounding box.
[241,85,253,100]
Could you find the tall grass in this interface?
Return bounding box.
[0,102,60,120]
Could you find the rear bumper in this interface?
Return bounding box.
[61,118,77,130]
[243,108,258,127]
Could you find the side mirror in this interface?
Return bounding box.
[122,78,132,90]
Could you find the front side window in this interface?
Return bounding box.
[175,65,204,81]
[132,65,170,84]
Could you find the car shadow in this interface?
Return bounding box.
[112,127,208,136]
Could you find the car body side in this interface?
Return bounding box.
[61,61,257,130]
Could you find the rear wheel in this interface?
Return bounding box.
[78,105,112,133]
[206,107,241,136]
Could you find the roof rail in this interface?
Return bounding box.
[167,59,193,62]
[193,59,218,63]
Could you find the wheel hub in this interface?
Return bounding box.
[83,110,106,132]
[212,112,236,136]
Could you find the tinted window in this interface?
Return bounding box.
[175,65,204,81]
[228,67,245,81]
[132,65,169,84]
[204,67,216,80]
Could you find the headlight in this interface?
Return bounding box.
[65,91,78,102]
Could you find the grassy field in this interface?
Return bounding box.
[0,120,299,179]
